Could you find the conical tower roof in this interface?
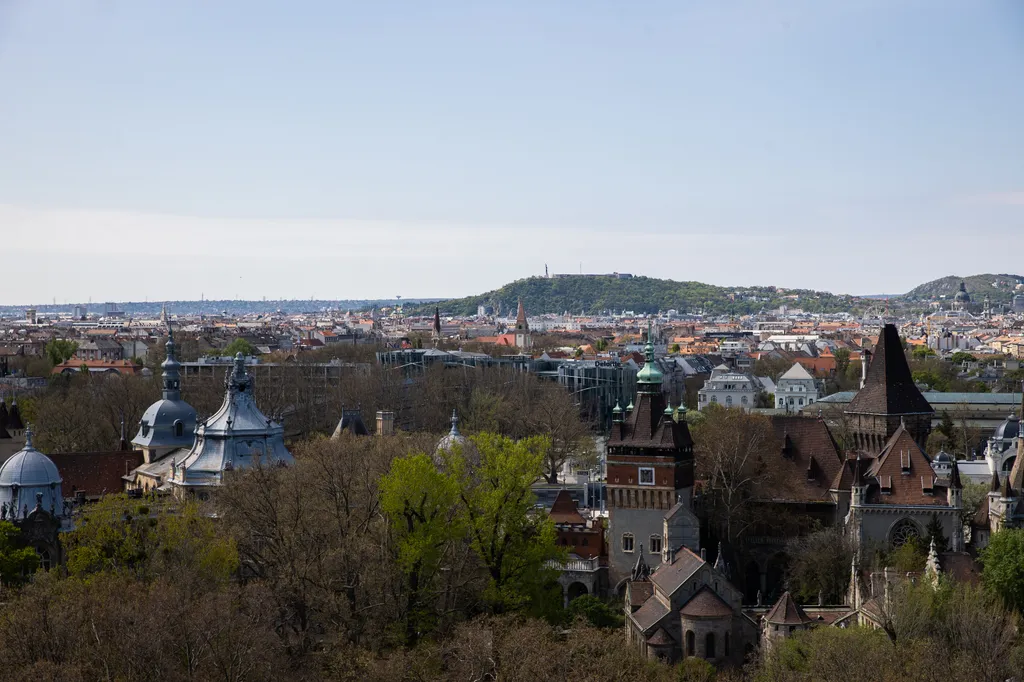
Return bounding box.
[846,324,933,416]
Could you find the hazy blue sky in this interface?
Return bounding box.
[1,0,1022,304]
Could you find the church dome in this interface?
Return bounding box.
[434,411,478,465]
[954,281,971,303]
[932,450,952,464]
[0,429,63,515]
[993,414,1020,441]
[134,328,197,451]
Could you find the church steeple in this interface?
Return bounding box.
[636,320,663,394]
[161,327,182,402]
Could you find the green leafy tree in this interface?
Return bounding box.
[911,346,936,360]
[45,338,78,366]
[925,513,948,553]
[565,595,624,628]
[220,338,256,357]
[456,434,564,613]
[65,494,237,585]
[0,520,40,584]
[833,347,851,376]
[982,528,1024,613]
[380,452,464,644]
[950,351,976,365]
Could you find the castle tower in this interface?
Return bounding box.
[432,306,442,347]
[514,298,532,350]
[606,320,695,581]
[845,324,933,452]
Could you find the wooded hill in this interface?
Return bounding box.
[407,276,859,317]
[899,273,1024,304]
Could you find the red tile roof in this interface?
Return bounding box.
[764,591,812,626]
[50,451,143,498]
[679,585,733,618]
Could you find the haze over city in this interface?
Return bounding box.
[3,1,1023,304]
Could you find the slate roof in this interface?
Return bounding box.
[764,591,812,626]
[679,585,734,618]
[608,389,693,453]
[646,627,675,646]
[651,546,705,596]
[769,416,845,501]
[629,581,654,607]
[631,595,670,631]
[846,324,933,416]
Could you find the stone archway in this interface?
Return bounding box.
[567,582,589,602]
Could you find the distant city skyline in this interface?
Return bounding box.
[2,1,1022,304]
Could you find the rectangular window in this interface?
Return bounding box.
[622,534,635,553]
[649,535,662,554]
[638,467,655,486]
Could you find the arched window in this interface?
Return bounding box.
[38,549,51,571]
[890,519,921,548]
[174,420,183,438]
[711,396,718,403]
[725,631,730,657]
[725,396,733,406]
[686,630,695,657]
[741,395,748,405]
[706,632,716,659]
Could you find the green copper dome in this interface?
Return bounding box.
[636,320,663,392]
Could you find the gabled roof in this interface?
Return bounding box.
[779,363,815,382]
[765,591,812,626]
[549,489,585,524]
[646,627,675,646]
[865,423,948,506]
[846,324,933,416]
[608,390,693,453]
[679,585,734,618]
[651,546,705,595]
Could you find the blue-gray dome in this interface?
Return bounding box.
[133,327,197,451]
[0,430,63,516]
[132,399,197,450]
[993,414,1020,441]
[933,450,952,464]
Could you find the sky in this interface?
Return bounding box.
[1,0,1023,305]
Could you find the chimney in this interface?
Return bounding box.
[860,349,871,389]
[376,410,395,437]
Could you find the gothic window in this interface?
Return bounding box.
[650,535,662,554]
[38,550,51,571]
[638,467,655,486]
[622,533,634,553]
[890,519,921,548]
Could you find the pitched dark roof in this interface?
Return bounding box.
[50,451,145,498]
[646,627,675,646]
[865,423,947,506]
[765,591,812,626]
[679,585,734,618]
[769,416,844,501]
[846,324,933,416]
[651,546,705,595]
[608,391,693,453]
[549,489,585,525]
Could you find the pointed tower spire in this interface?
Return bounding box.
[631,545,651,581]
[161,326,182,402]
[925,537,941,588]
[636,319,663,394]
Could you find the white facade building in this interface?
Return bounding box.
[774,363,820,411]
[697,364,761,411]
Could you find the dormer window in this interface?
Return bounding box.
[900,450,911,474]
[174,420,183,438]
[880,475,893,494]
[141,421,150,437]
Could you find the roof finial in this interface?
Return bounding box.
[24,424,33,448]
[449,409,460,436]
